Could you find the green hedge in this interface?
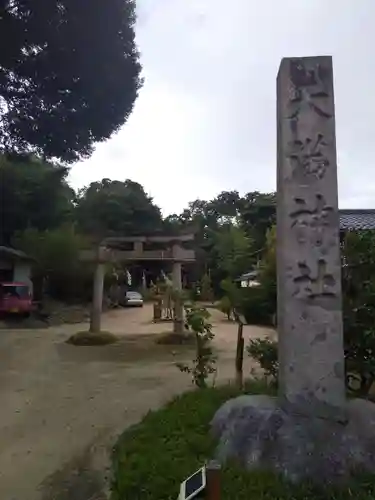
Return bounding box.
[240,285,276,326]
[111,381,375,500]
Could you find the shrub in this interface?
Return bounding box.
[140,287,155,302]
[220,277,241,302]
[13,226,95,302]
[240,285,276,326]
[243,227,375,398]
[67,330,118,346]
[188,286,200,302]
[218,295,232,320]
[238,227,276,326]
[176,304,216,388]
[200,273,214,302]
[155,331,194,345]
[342,231,375,396]
[111,381,274,500]
[247,337,278,381]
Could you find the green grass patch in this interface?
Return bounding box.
[154,331,195,345]
[111,380,375,500]
[66,330,118,346]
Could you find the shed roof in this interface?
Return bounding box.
[0,246,34,262]
[235,270,259,282]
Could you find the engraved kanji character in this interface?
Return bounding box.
[287,60,332,120]
[287,134,329,179]
[293,260,336,300]
[290,194,333,228]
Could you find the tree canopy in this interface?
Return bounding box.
[1,153,278,299]
[239,191,276,251]
[75,179,163,240]
[0,0,142,162]
[0,155,74,245]
[215,225,254,280]
[159,190,276,293]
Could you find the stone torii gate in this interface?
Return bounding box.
[80,234,196,334]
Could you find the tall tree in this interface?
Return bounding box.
[0,0,142,161]
[0,155,74,244]
[177,199,221,282]
[13,226,93,301]
[239,191,276,252]
[212,190,243,223]
[76,179,163,240]
[215,225,254,280]
[171,192,257,292]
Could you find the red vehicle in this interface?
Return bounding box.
[0,282,33,316]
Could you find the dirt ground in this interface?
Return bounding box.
[0,304,275,500]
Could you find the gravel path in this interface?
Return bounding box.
[0,305,274,500]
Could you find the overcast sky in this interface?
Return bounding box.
[68,0,375,216]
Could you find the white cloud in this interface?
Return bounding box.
[69,0,375,214]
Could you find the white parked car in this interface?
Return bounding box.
[125,291,143,307]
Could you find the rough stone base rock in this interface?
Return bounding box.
[210,394,375,484]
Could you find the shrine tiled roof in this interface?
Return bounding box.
[339,209,375,231]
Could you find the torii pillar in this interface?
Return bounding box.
[172,244,184,334]
[89,247,106,334]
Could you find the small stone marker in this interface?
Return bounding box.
[276,56,346,421]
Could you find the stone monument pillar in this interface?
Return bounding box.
[277,56,346,420]
[210,57,375,483]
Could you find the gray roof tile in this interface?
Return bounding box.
[339,210,375,231]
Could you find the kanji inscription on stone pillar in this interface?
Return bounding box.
[276,56,346,420]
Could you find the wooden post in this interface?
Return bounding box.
[235,322,244,389]
[89,247,105,334]
[206,460,221,500]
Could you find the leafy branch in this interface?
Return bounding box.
[176,304,217,388]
